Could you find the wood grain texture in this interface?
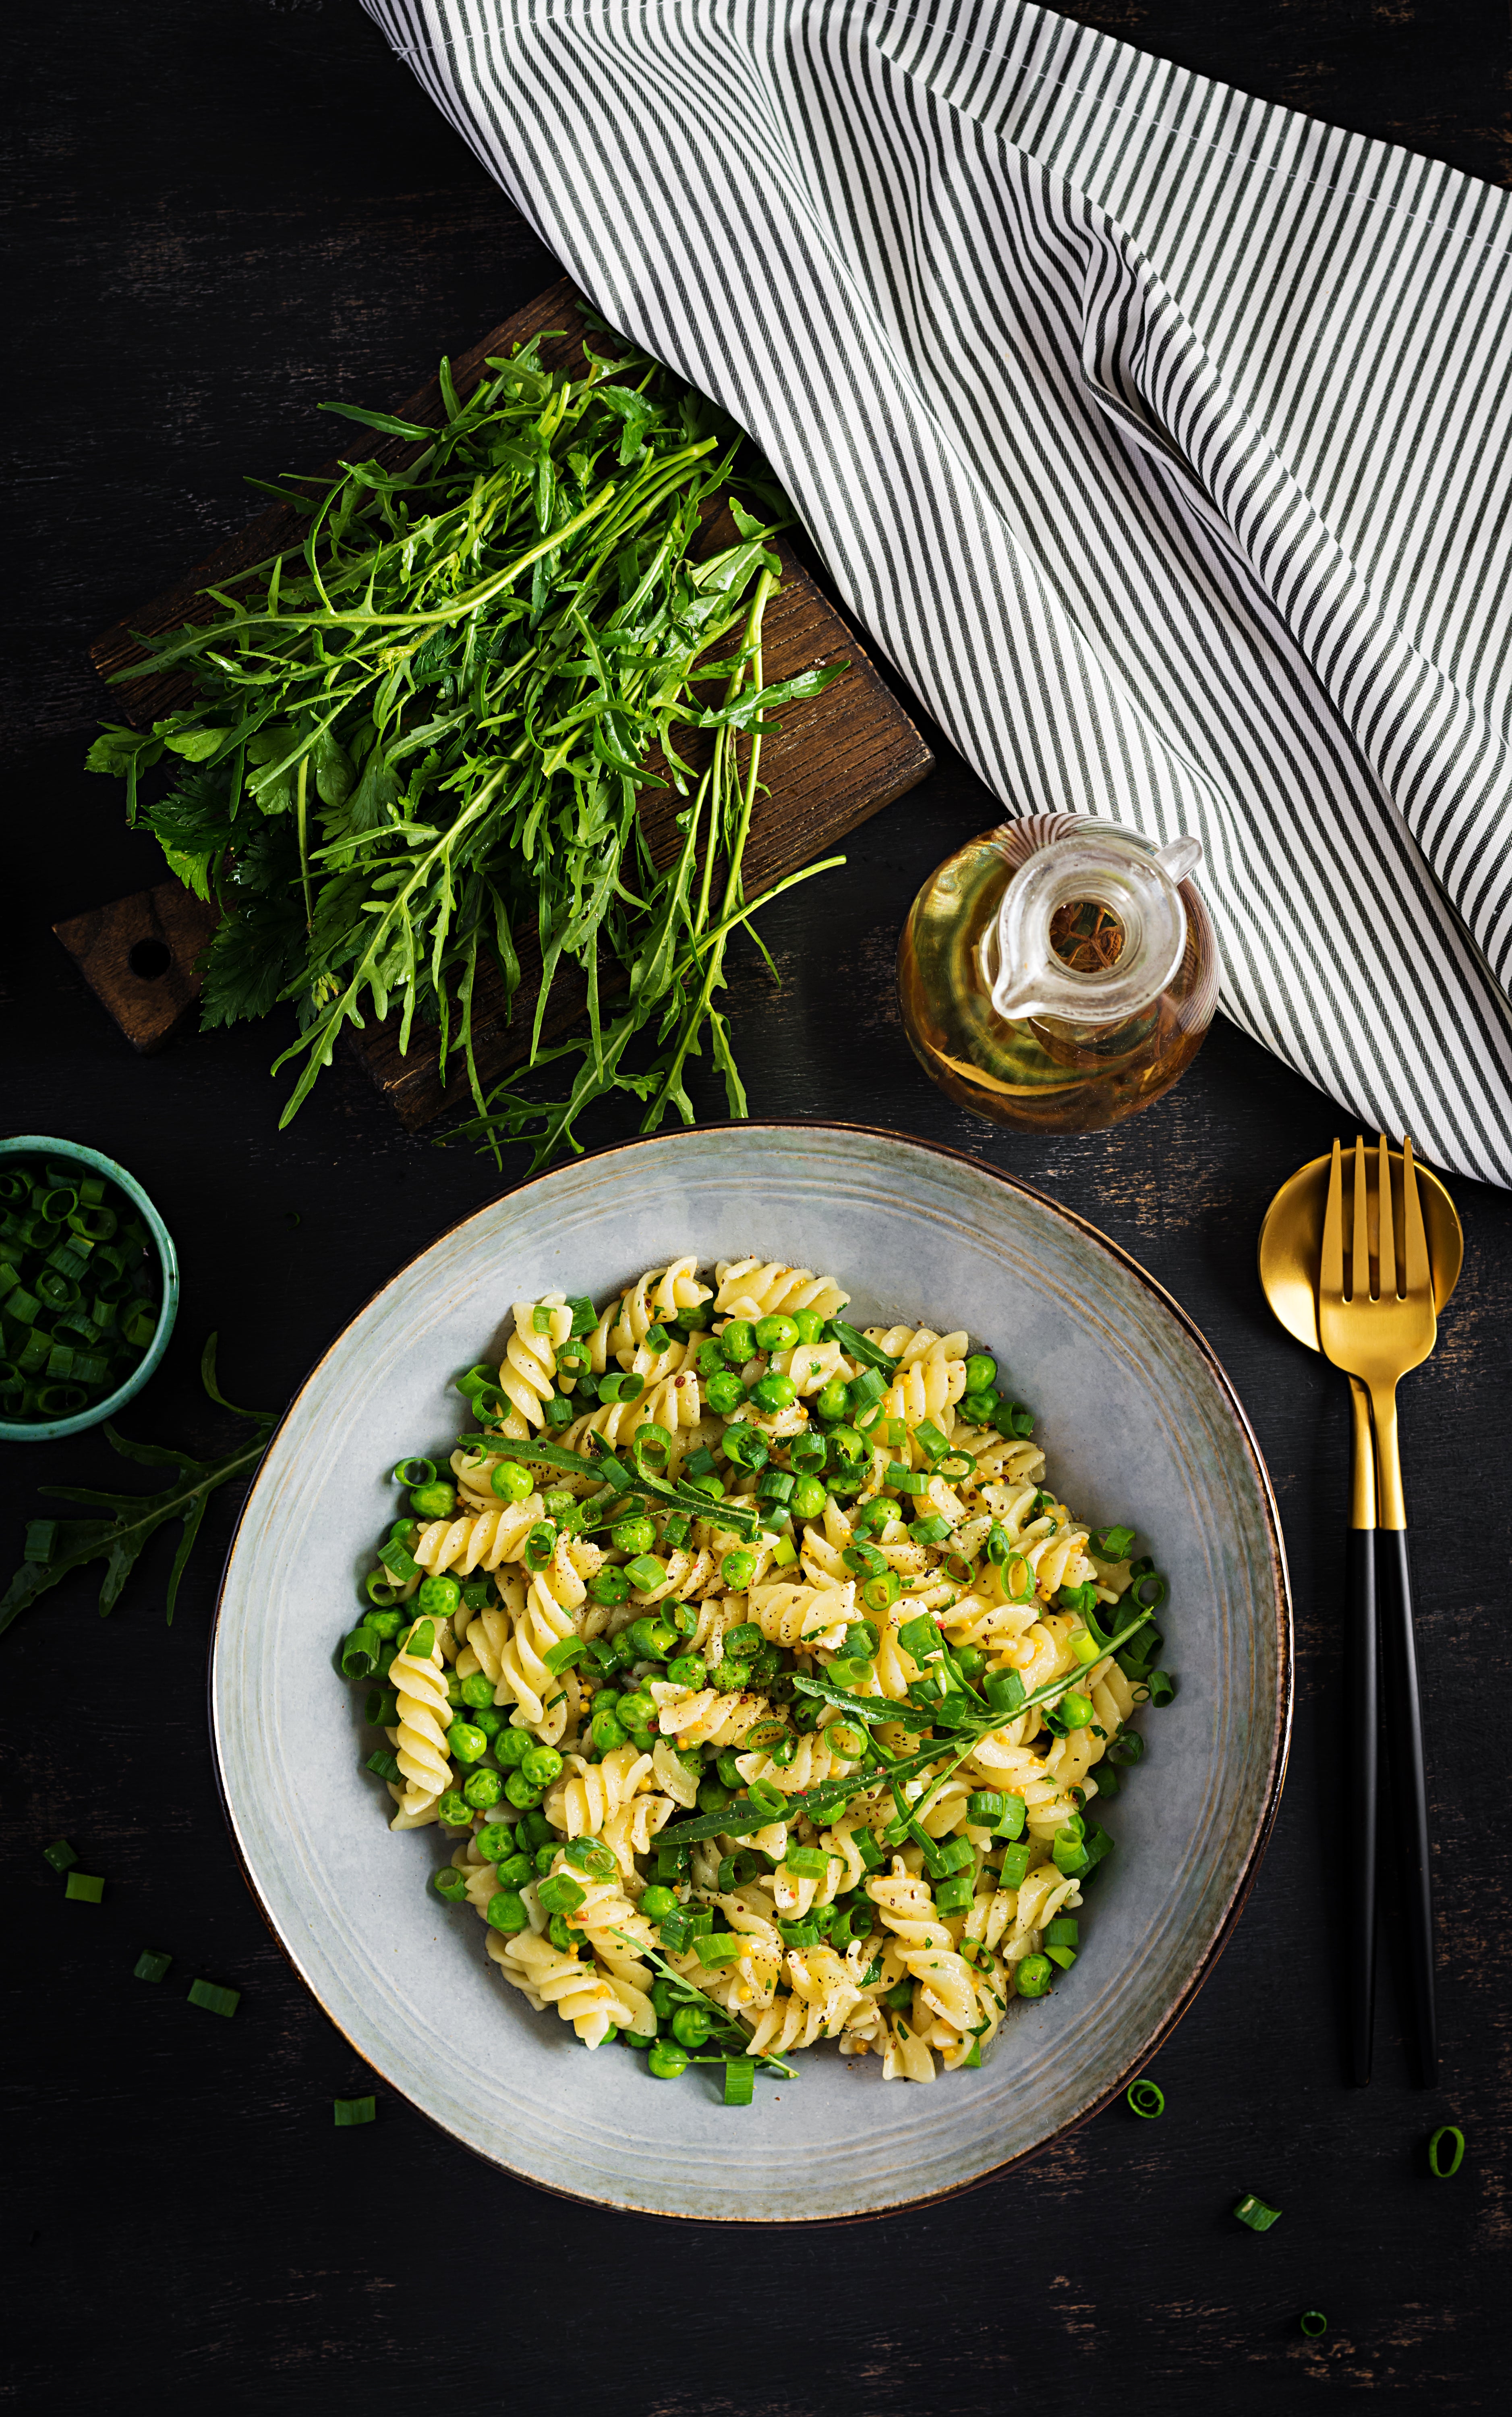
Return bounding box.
[52,881,221,1055]
[89,279,933,1128]
[6,4,1512,2413]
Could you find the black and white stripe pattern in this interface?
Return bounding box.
[362,0,1512,1186]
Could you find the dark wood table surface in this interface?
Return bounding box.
[6,5,1509,2409]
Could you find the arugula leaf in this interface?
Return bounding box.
[0,1337,275,1638]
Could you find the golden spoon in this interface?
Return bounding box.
[1258,1142,1462,2086]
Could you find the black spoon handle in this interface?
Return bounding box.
[1346,1524,1378,2087]
[1377,1528,1437,2087]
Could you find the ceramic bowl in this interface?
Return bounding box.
[0,1134,179,1442]
[211,1124,1290,2220]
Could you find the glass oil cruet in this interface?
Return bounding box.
[898,813,1219,1134]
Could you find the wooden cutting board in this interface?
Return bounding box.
[90,278,934,1129]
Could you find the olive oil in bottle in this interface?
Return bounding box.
[898,814,1218,1134]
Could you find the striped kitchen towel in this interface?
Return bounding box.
[362,0,1512,1187]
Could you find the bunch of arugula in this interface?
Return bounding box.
[88,330,845,1168]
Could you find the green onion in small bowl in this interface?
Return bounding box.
[0,1134,178,1442]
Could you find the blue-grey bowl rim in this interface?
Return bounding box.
[208,1118,1292,2220]
[0,1133,180,1442]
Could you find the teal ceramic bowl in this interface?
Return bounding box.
[0,1135,179,1442]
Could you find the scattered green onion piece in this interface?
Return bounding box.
[134,1949,173,1984]
[365,1749,402,1783]
[897,1614,942,1662]
[42,1837,77,1872]
[188,1979,241,2018]
[1148,1669,1176,1706]
[1126,2077,1164,2119]
[433,1866,468,1902]
[25,1520,59,1565]
[695,1932,744,1967]
[1133,1570,1169,1613]
[65,1872,104,1902]
[723,2056,756,2105]
[333,2095,377,2126]
[912,1513,952,1546]
[1299,2310,1328,2338]
[1232,2192,1281,2231]
[391,1456,437,1487]
[1428,2125,1465,2179]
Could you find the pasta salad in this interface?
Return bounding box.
[339,1258,1172,2100]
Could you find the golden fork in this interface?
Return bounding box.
[1319,1134,1437,2086]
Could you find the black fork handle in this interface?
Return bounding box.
[1345,1528,1378,2086]
[1377,1529,1437,2088]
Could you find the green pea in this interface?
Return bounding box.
[961,1391,997,1426]
[495,1853,531,1888]
[650,1979,677,2021]
[1016,1952,1054,1998]
[521,1808,556,1846]
[446,1720,487,1764]
[696,1339,728,1376]
[463,1767,504,1809]
[648,2039,689,2079]
[720,1320,756,1365]
[435,1789,470,1826]
[535,1844,559,1875]
[964,1354,998,1394]
[703,1370,744,1416]
[547,1913,580,1953]
[667,1654,707,1690]
[954,1645,987,1681]
[541,1486,577,1522]
[521,1744,564,1788]
[750,1373,796,1412]
[721,1548,757,1591]
[504,1771,544,1809]
[611,1514,656,1555]
[458,1672,493,1708]
[788,1475,828,1520]
[671,2002,714,2047]
[589,1566,631,1605]
[814,1378,849,1422]
[591,1707,628,1751]
[410,1483,457,1521]
[698,1777,732,1814]
[793,1310,826,1345]
[628,1615,676,1660]
[640,1884,680,1921]
[485,1888,528,1934]
[618,1687,657,1730]
[365,1609,402,1641]
[754,1313,799,1353]
[416,1571,462,1619]
[716,1749,746,1788]
[490,1461,532,1503]
[471,1706,505,1741]
[493,1725,531,1767]
[883,1978,914,2010]
[1057,1691,1094,1730]
[475,1822,514,1862]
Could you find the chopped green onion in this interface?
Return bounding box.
[695,1933,744,1967]
[365,1749,402,1782]
[25,1520,58,1564]
[912,1513,952,1546]
[746,1778,786,1816]
[340,1625,381,1679]
[537,1874,586,1915]
[1299,2311,1327,2338]
[1045,1916,1079,1946]
[897,1614,942,1661]
[1089,1525,1136,1559]
[188,1979,241,2018]
[391,1456,437,1487]
[333,2096,377,2126]
[784,1844,833,1877]
[377,1534,419,1582]
[42,1837,77,1872]
[1232,2192,1281,2232]
[134,1949,173,1983]
[913,1420,950,1462]
[1132,1570,1169,1613]
[998,1841,1033,1887]
[1045,1944,1077,1969]
[65,1871,104,1903]
[1428,2125,1465,2179]
[1126,2077,1164,2119]
[723,2056,756,2105]
[1148,1669,1176,1706]
[566,1295,597,1337]
[936,1450,975,1481]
